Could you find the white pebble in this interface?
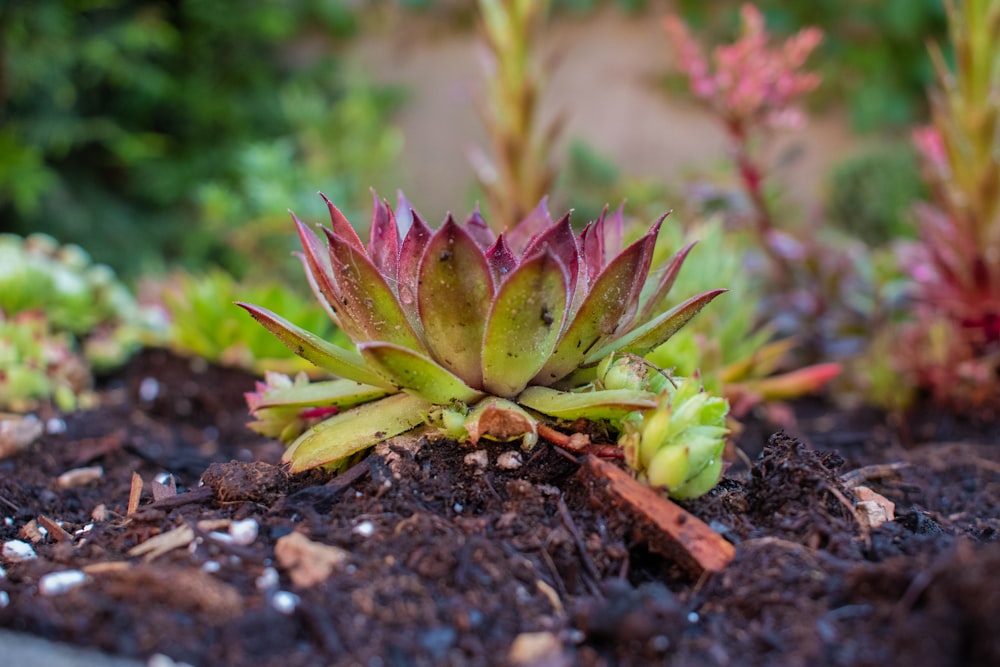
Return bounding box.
[353,520,375,538]
[256,567,279,591]
[45,418,67,434]
[229,519,259,546]
[202,561,221,573]
[39,570,87,596]
[3,517,12,527]
[270,590,300,615]
[154,472,172,485]
[463,450,489,468]
[2,539,37,562]
[453,503,464,513]
[0,565,6,578]
[497,450,523,470]
[687,612,700,623]
[0,591,8,608]
[139,377,160,402]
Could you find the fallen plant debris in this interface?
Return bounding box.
[0,350,998,665]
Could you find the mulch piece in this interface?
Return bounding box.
[1,348,999,666]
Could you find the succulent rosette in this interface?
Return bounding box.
[240,192,724,473]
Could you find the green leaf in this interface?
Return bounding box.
[282,393,432,472]
[323,227,427,352]
[517,386,657,421]
[533,225,659,384]
[417,216,493,387]
[586,289,727,363]
[250,378,391,410]
[236,302,393,389]
[359,341,484,405]
[481,250,570,397]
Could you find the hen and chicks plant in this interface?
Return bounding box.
[241,193,727,498]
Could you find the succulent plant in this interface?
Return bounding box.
[160,270,347,376]
[0,311,93,412]
[240,193,724,476]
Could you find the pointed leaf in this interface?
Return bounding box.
[637,240,697,325]
[506,196,552,254]
[486,233,518,285]
[283,393,432,472]
[417,216,494,386]
[236,303,393,388]
[585,289,727,363]
[482,250,570,397]
[463,204,496,249]
[359,342,484,405]
[319,192,364,251]
[517,386,657,421]
[323,228,426,351]
[521,212,579,304]
[368,191,399,286]
[533,223,661,385]
[397,209,434,322]
[395,191,415,238]
[293,252,340,327]
[250,377,390,411]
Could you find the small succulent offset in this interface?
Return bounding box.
[240,193,725,493]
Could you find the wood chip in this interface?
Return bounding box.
[0,414,43,460]
[57,465,103,488]
[82,561,131,574]
[150,475,177,502]
[127,519,232,561]
[37,515,74,543]
[853,486,895,529]
[127,472,142,516]
[575,455,735,577]
[275,532,349,587]
[19,519,46,543]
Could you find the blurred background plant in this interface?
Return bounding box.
[673,0,948,132]
[0,233,148,410]
[156,270,347,377]
[0,0,393,279]
[884,0,1000,413]
[469,0,563,230]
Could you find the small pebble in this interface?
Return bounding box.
[39,570,87,596]
[202,561,221,573]
[0,565,7,579]
[256,567,279,591]
[154,472,173,485]
[687,612,700,623]
[353,520,375,538]
[271,590,300,615]
[0,591,8,608]
[2,539,37,562]
[463,450,489,469]
[497,451,523,470]
[45,418,67,434]
[229,519,259,546]
[139,377,160,402]
[453,503,464,513]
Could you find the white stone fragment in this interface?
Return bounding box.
[256,567,279,591]
[463,449,489,469]
[45,418,67,434]
[39,570,87,596]
[202,561,221,573]
[497,450,523,470]
[2,539,37,562]
[271,590,300,615]
[229,518,259,546]
[139,377,160,402]
[353,520,375,538]
[0,564,7,579]
[0,591,8,608]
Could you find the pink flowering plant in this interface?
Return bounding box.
[664,5,822,280]
[894,0,1000,410]
[239,192,725,492]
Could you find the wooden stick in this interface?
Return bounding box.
[575,455,734,577]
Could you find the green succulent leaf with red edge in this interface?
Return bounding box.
[239,192,725,472]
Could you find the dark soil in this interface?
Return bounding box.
[1,348,999,666]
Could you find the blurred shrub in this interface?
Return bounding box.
[0,0,368,278]
[675,0,947,132]
[159,270,347,376]
[826,143,925,246]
